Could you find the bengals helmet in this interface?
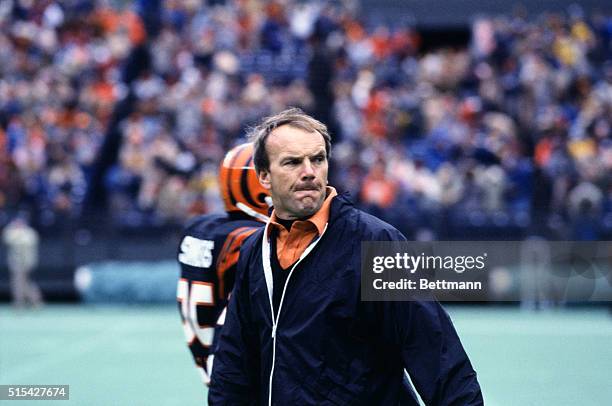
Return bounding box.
[219,143,271,221]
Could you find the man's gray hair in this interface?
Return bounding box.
[248,108,332,173]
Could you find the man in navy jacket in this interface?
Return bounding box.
[209,108,483,405]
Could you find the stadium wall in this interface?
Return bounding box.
[0,225,182,302]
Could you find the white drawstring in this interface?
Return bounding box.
[262,222,328,406]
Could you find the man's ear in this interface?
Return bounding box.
[258,169,271,190]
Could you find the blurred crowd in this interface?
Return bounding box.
[335,9,612,240]
[0,0,611,240]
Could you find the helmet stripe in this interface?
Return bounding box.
[226,143,250,207]
[240,156,260,208]
[215,226,259,298]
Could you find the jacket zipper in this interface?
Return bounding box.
[262,222,328,406]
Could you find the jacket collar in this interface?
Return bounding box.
[268,186,338,236]
[328,191,355,224]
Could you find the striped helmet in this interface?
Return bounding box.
[219,143,271,221]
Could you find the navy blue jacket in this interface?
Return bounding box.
[209,194,483,405]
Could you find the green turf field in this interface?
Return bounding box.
[1,305,611,405]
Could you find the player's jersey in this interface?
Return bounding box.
[177,212,263,385]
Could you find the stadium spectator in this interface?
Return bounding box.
[2,215,43,308]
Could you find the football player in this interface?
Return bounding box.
[177,143,271,385]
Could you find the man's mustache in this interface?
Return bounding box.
[294,182,322,191]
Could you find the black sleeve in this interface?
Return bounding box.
[379,300,484,405]
[176,228,221,386]
[375,225,483,405]
[208,244,261,405]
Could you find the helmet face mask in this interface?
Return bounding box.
[219,143,271,221]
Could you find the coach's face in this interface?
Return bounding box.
[258,125,328,220]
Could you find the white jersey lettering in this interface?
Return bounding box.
[179,236,215,268]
